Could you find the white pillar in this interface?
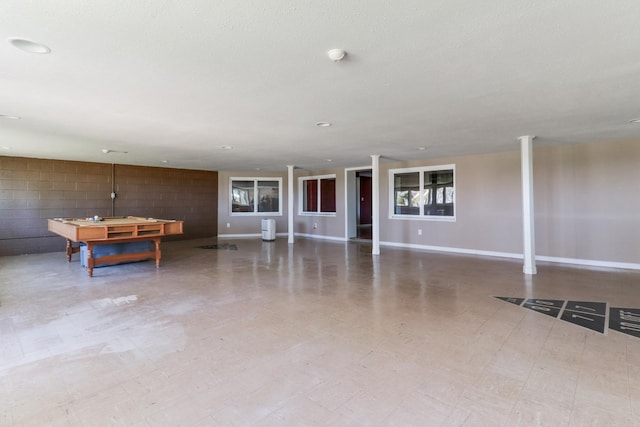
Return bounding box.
[371,155,380,255]
[287,165,295,244]
[519,136,536,275]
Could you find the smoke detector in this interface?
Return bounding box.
[327,49,346,62]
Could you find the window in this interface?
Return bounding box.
[299,175,336,215]
[230,178,282,215]
[389,165,455,219]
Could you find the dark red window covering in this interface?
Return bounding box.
[304,180,318,212]
[320,179,336,212]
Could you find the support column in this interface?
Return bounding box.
[371,155,380,255]
[519,136,537,275]
[287,165,295,244]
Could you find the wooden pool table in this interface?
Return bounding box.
[48,216,184,277]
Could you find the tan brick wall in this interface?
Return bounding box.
[0,156,218,256]
[113,164,218,238]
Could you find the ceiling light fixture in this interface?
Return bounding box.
[8,37,51,54]
[1,146,12,150]
[629,118,640,123]
[316,122,332,127]
[327,49,346,62]
[0,114,21,119]
[219,145,233,150]
[417,147,427,151]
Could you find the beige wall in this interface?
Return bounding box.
[294,168,345,239]
[5,137,637,267]
[379,150,523,254]
[217,171,289,237]
[217,168,347,239]
[533,139,640,264]
[376,139,640,265]
[215,138,637,267]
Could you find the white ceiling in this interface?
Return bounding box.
[2,0,640,172]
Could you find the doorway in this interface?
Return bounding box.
[345,168,373,240]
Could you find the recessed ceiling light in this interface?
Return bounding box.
[8,37,51,54]
[416,147,427,151]
[326,159,333,162]
[316,122,332,127]
[161,160,168,163]
[1,146,12,150]
[219,145,233,150]
[629,118,640,123]
[0,114,21,119]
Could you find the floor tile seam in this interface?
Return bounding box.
[405,385,458,421]
[217,396,291,425]
[448,388,514,427]
[381,399,453,427]
[566,332,589,425]
[139,392,217,425]
[478,303,524,350]
[0,405,13,427]
[501,312,559,423]
[457,372,525,423]
[9,400,80,425]
[254,393,335,425]
[69,384,137,413]
[0,347,55,374]
[567,403,637,425]
[571,392,635,418]
[625,337,635,417]
[331,389,403,426]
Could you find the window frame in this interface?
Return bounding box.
[229,177,283,216]
[298,174,337,216]
[388,164,456,221]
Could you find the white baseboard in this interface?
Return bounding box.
[217,233,261,239]
[217,232,289,240]
[380,241,520,260]
[294,233,348,242]
[535,255,640,271]
[379,241,640,271]
[215,234,640,271]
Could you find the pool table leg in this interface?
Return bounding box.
[154,238,161,268]
[66,239,73,262]
[65,239,80,262]
[87,243,95,277]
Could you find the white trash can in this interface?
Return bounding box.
[261,219,276,241]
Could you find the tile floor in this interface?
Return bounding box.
[1,238,639,426]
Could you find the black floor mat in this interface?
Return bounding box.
[198,243,238,250]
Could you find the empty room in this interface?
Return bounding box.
[1,1,640,426]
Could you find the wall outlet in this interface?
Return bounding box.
[418,229,422,236]
[313,223,317,230]
[226,222,230,228]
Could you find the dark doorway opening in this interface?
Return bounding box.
[357,171,372,240]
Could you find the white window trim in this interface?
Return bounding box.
[230,177,283,216]
[388,164,456,221]
[298,174,337,217]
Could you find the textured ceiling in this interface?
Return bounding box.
[1,0,640,172]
